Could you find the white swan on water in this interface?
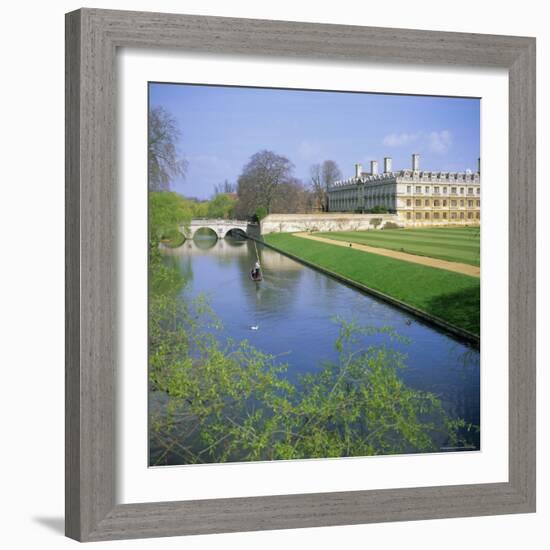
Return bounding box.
[249,325,259,331]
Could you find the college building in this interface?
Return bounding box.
[327,154,480,225]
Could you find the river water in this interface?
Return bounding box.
[160,235,480,450]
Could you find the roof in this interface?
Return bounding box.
[329,170,480,189]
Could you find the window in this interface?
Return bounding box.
[424,212,430,219]
[476,200,480,207]
[407,185,411,193]
[468,212,473,219]
[451,200,457,207]
[406,199,411,206]
[415,199,421,206]
[415,212,421,219]
[451,187,457,194]
[468,200,473,207]
[406,212,411,219]
[468,188,473,195]
[476,188,480,195]
[442,212,447,219]
[443,187,448,194]
[424,199,430,206]
[443,200,447,207]
[460,212,465,219]
[460,199,464,207]
[434,212,440,219]
[434,186,440,194]
[476,212,480,219]
[460,187,465,194]
[434,200,440,207]
[451,212,457,219]
[425,186,430,193]
[415,186,421,193]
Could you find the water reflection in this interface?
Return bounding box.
[162,237,480,432]
[193,235,217,250]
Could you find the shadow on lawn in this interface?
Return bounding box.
[426,285,480,336]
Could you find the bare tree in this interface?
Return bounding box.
[272,178,313,213]
[148,106,187,191]
[237,150,295,215]
[213,179,236,196]
[310,163,323,211]
[310,160,342,211]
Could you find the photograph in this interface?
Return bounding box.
[148,83,481,466]
[1,0,541,546]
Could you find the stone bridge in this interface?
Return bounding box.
[181,219,250,239]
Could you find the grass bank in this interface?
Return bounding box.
[264,233,480,337]
[316,226,480,266]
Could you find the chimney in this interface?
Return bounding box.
[412,153,420,171]
[384,157,393,173]
[355,163,363,178]
[370,160,379,175]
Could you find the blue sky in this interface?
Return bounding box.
[149,83,480,199]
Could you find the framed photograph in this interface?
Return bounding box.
[65,8,536,542]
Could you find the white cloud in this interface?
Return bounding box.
[428,130,452,154]
[382,132,419,147]
[382,130,453,155]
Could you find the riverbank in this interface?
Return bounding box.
[262,233,480,341]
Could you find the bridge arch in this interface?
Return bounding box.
[192,226,219,239]
[181,219,249,240]
[224,227,248,239]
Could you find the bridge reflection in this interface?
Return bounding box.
[162,238,303,272]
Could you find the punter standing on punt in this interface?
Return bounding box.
[251,260,261,281]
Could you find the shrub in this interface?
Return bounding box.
[255,206,268,221]
[369,218,383,228]
[149,191,193,246]
[161,229,186,247]
[382,221,400,230]
[369,205,389,214]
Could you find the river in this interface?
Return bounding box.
[159,234,480,451]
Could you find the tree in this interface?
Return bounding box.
[148,106,187,191]
[254,206,268,221]
[213,179,236,196]
[271,179,313,214]
[206,193,238,219]
[369,205,389,214]
[310,160,342,211]
[148,191,193,249]
[237,150,295,215]
[310,163,322,210]
[309,162,325,210]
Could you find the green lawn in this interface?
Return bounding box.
[264,233,480,336]
[315,226,480,266]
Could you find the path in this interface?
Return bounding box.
[293,233,480,278]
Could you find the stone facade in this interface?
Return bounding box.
[260,213,403,234]
[327,154,481,226]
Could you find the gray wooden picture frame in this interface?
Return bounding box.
[65,8,536,542]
